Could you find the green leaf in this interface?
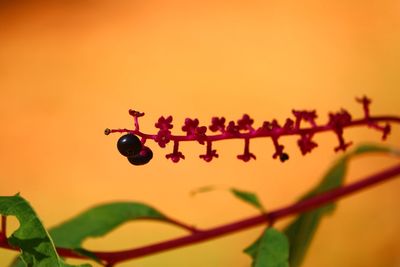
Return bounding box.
[191,185,265,212]
[244,227,289,267]
[8,258,26,267]
[284,143,400,267]
[190,185,217,196]
[49,202,168,248]
[0,194,90,267]
[11,201,171,266]
[243,237,259,260]
[230,188,265,212]
[351,143,400,156]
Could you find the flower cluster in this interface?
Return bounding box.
[106,96,396,165]
[182,118,208,144]
[154,116,173,148]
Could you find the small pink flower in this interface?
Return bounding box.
[292,110,318,128]
[194,126,208,144]
[237,114,254,131]
[182,118,208,144]
[166,151,185,163]
[328,109,352,127]
[155,116,173,130]
[271,120,282,130]
[297,134,318,155]
[226,121,240,135]
[257,121,272,134]
[328,110,352,152]
[199,149,219,162]
[209,117,226,132]
[182,118,200,135]
[154,129,172,148]
[128,110,145,117]
[283,118,294,131]
[237,152,256,162]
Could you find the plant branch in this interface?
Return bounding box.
[106,97,398,162]
[107,115,399,162]
[3,161,399,265]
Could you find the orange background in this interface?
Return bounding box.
[1,1,400,266]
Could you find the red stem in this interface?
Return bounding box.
[163,216,200,233]
[0,216,6,242]
[3,161,399,265]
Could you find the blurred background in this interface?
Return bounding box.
[1,1,400,266]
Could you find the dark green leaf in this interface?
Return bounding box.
[243,237,259,260]
[284,208,327,267]
[49,202,168,249]
[230,188,265,211]
[244,227,289,267]
[12,201,171,266]
[71,248,103,264]
[8,257,26,267]
[351,143,400,156]
[284,143,399,267]
[0,194,90,267]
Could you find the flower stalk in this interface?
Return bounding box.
[105,96,399,163]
